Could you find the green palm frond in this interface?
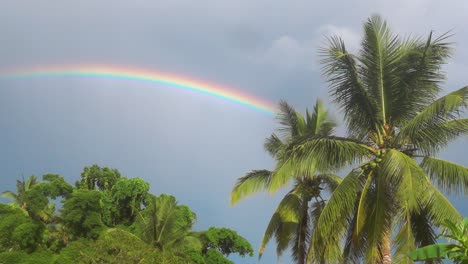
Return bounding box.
[320,36,378,139]
[1,190,18,204]
[393,208,416,264]
[308,170,363,263]
[277,100,302,138]
[259,191,301,258]
[390,32,452,125]
[231,170,272,205]
[360,15,401,127]
[264,133,284,158]
[267,157,315,193]
[306,99,336,136]
[420,183,462,227]
[363,174,395,263]
[408,118,468,154]
[285,136,373,172]
[398,86,468,153]
[421,157,468,195]
[411,208,438,249]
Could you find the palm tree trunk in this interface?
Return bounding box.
[381,232,392,264]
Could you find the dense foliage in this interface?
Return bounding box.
[0,165,253,263]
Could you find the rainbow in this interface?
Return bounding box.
[0,65,276,115]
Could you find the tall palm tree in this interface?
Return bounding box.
[231,100,341,264]
[1,175,38,210]
[266,16,468,263]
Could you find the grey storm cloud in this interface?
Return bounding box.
[1,1,467,263]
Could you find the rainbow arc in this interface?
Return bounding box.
[0,65,276,115]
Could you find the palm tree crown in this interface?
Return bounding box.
[231,100,341,264]
[292,16,468,263]
[1,175,38,210]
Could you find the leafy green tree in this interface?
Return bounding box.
[199,227,253,257]
[0,166,254,264]
[110,178,149,225]
[231,100,341,264]
[1,175,38,210]
[410,218,468,263]
[61,190,105,239]
[40,174,74,199]
[76,164,121,191]
[279,16,468,263]
[0,204,43,252]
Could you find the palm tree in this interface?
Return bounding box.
[1,175,38,210]
[231,100,341,264]
[266,16,468,263]
[135,194,202,255]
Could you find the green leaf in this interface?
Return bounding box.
[231,170,272,205]
[421,156,468,195]
[409,243,452,261]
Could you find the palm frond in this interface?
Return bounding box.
[307,99,336,136]
[286,136,373,172]
[390,32,452,125]
[398,86,468,153]
[264,133,284,158]
[421,156,468,195]
[277,100,302,138]
[259,191,301,257]
[420,183,462,227]
[408,118,468,154]
[360,15,401,127]
[320,35,379,139]
[1,191,18,204]
[231,170,272,205]
[308,170,363,263]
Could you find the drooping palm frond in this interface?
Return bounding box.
[284,136,373,172]
[1,190,18,204]
[420,183,462,228]
[408,118,468,154]
[308,170,363,263]
[231,170,272,205]
[259,191,301,258]
[421,156,468,195]
[398,86,468,153]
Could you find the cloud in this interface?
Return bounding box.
[253,35,315,71]
[318,24,361,53]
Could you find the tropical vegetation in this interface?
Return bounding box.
[232,15,468,263]
[410,218,468,263]
[0,164,253,264]
[231,100,342,264]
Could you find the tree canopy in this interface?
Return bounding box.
[0,164,254,264]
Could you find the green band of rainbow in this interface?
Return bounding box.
[0,65,276,115]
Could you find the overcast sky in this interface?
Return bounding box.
[0,1,467,263]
